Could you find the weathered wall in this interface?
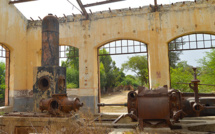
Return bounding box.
[0,0,30,111]
[1,0,215,113]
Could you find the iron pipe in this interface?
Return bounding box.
[97,103,127,107]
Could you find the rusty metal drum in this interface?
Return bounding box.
[42,13,59,66]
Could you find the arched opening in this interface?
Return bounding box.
[0,43,10,106]
[59,45,79,89]
[168,33,215,92]
[98,39,148,113]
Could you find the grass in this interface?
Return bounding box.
[0,112,4,116]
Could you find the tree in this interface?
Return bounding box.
[61,46,79,88]
[61,46,79,70]
[0,62,5,102]
[100,62,107,93]
[170,61,193,92]
[99,49,125,93]
[66,67,79,88]
[99,50,113,74]
[198,49,215,92]
[122,55,148,86]
[120,75,139,88]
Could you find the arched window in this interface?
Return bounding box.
[169,33,215,92]
[98,40,148,113]
[59,45,79,89]
[0,43,10,106]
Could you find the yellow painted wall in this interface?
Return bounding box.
[0,0,28,103]
[1,0,215,112]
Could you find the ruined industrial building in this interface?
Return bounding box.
[1,0,215,133]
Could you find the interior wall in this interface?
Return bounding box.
[0,0,29,111]
[1,0,215,113]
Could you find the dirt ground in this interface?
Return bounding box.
[100,90,129,113]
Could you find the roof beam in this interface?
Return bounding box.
[83,0,126,8]
[154,0,158,11]
[9,0,37,4]
[76,0,89,19]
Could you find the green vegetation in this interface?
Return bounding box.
[0,112,4,115]
[170,61,193,92]
[122,55,148,86]
[198,49,215,93]
[99,49,148,93]
[170,49,215,93]
[0,62,5,105]
[99,49,126,93]
[61,47,79,88]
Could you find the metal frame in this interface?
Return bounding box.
[59,45,79,69]
[169,33,215,51]
[99,40,148,56]
[0,44,10,106]
[59,46,79,59]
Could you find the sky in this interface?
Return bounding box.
[14,0,194,20]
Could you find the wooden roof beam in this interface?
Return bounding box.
[83,0,126,8]
[76,0,89,19]
[9,0,37,4]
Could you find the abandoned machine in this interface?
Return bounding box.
[5,14,83,116]
[98,67,215,130]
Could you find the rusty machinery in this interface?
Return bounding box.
[33,14,83,115]
[98,67,215,130]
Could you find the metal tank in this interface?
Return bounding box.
[42,13,59,66]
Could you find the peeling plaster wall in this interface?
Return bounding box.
[1,0,215,113]
[0,0,28,110]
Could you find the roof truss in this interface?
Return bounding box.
[9,0,37,4]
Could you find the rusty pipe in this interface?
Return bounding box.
[97,103,127,107]
[52,94,83,113]
[39,98,61,115]
[192,103,204,116]
[59,97,83,112]
[182,93,215,97]
[42,13,59,66]
[189,83,200,104]
[204,106,215,109]
[39,94,83,114]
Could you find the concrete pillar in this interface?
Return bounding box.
[78,46,98,114]
[148,41,170,89]
[148,12,170,89]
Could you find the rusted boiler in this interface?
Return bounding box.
[33,14,83,115]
